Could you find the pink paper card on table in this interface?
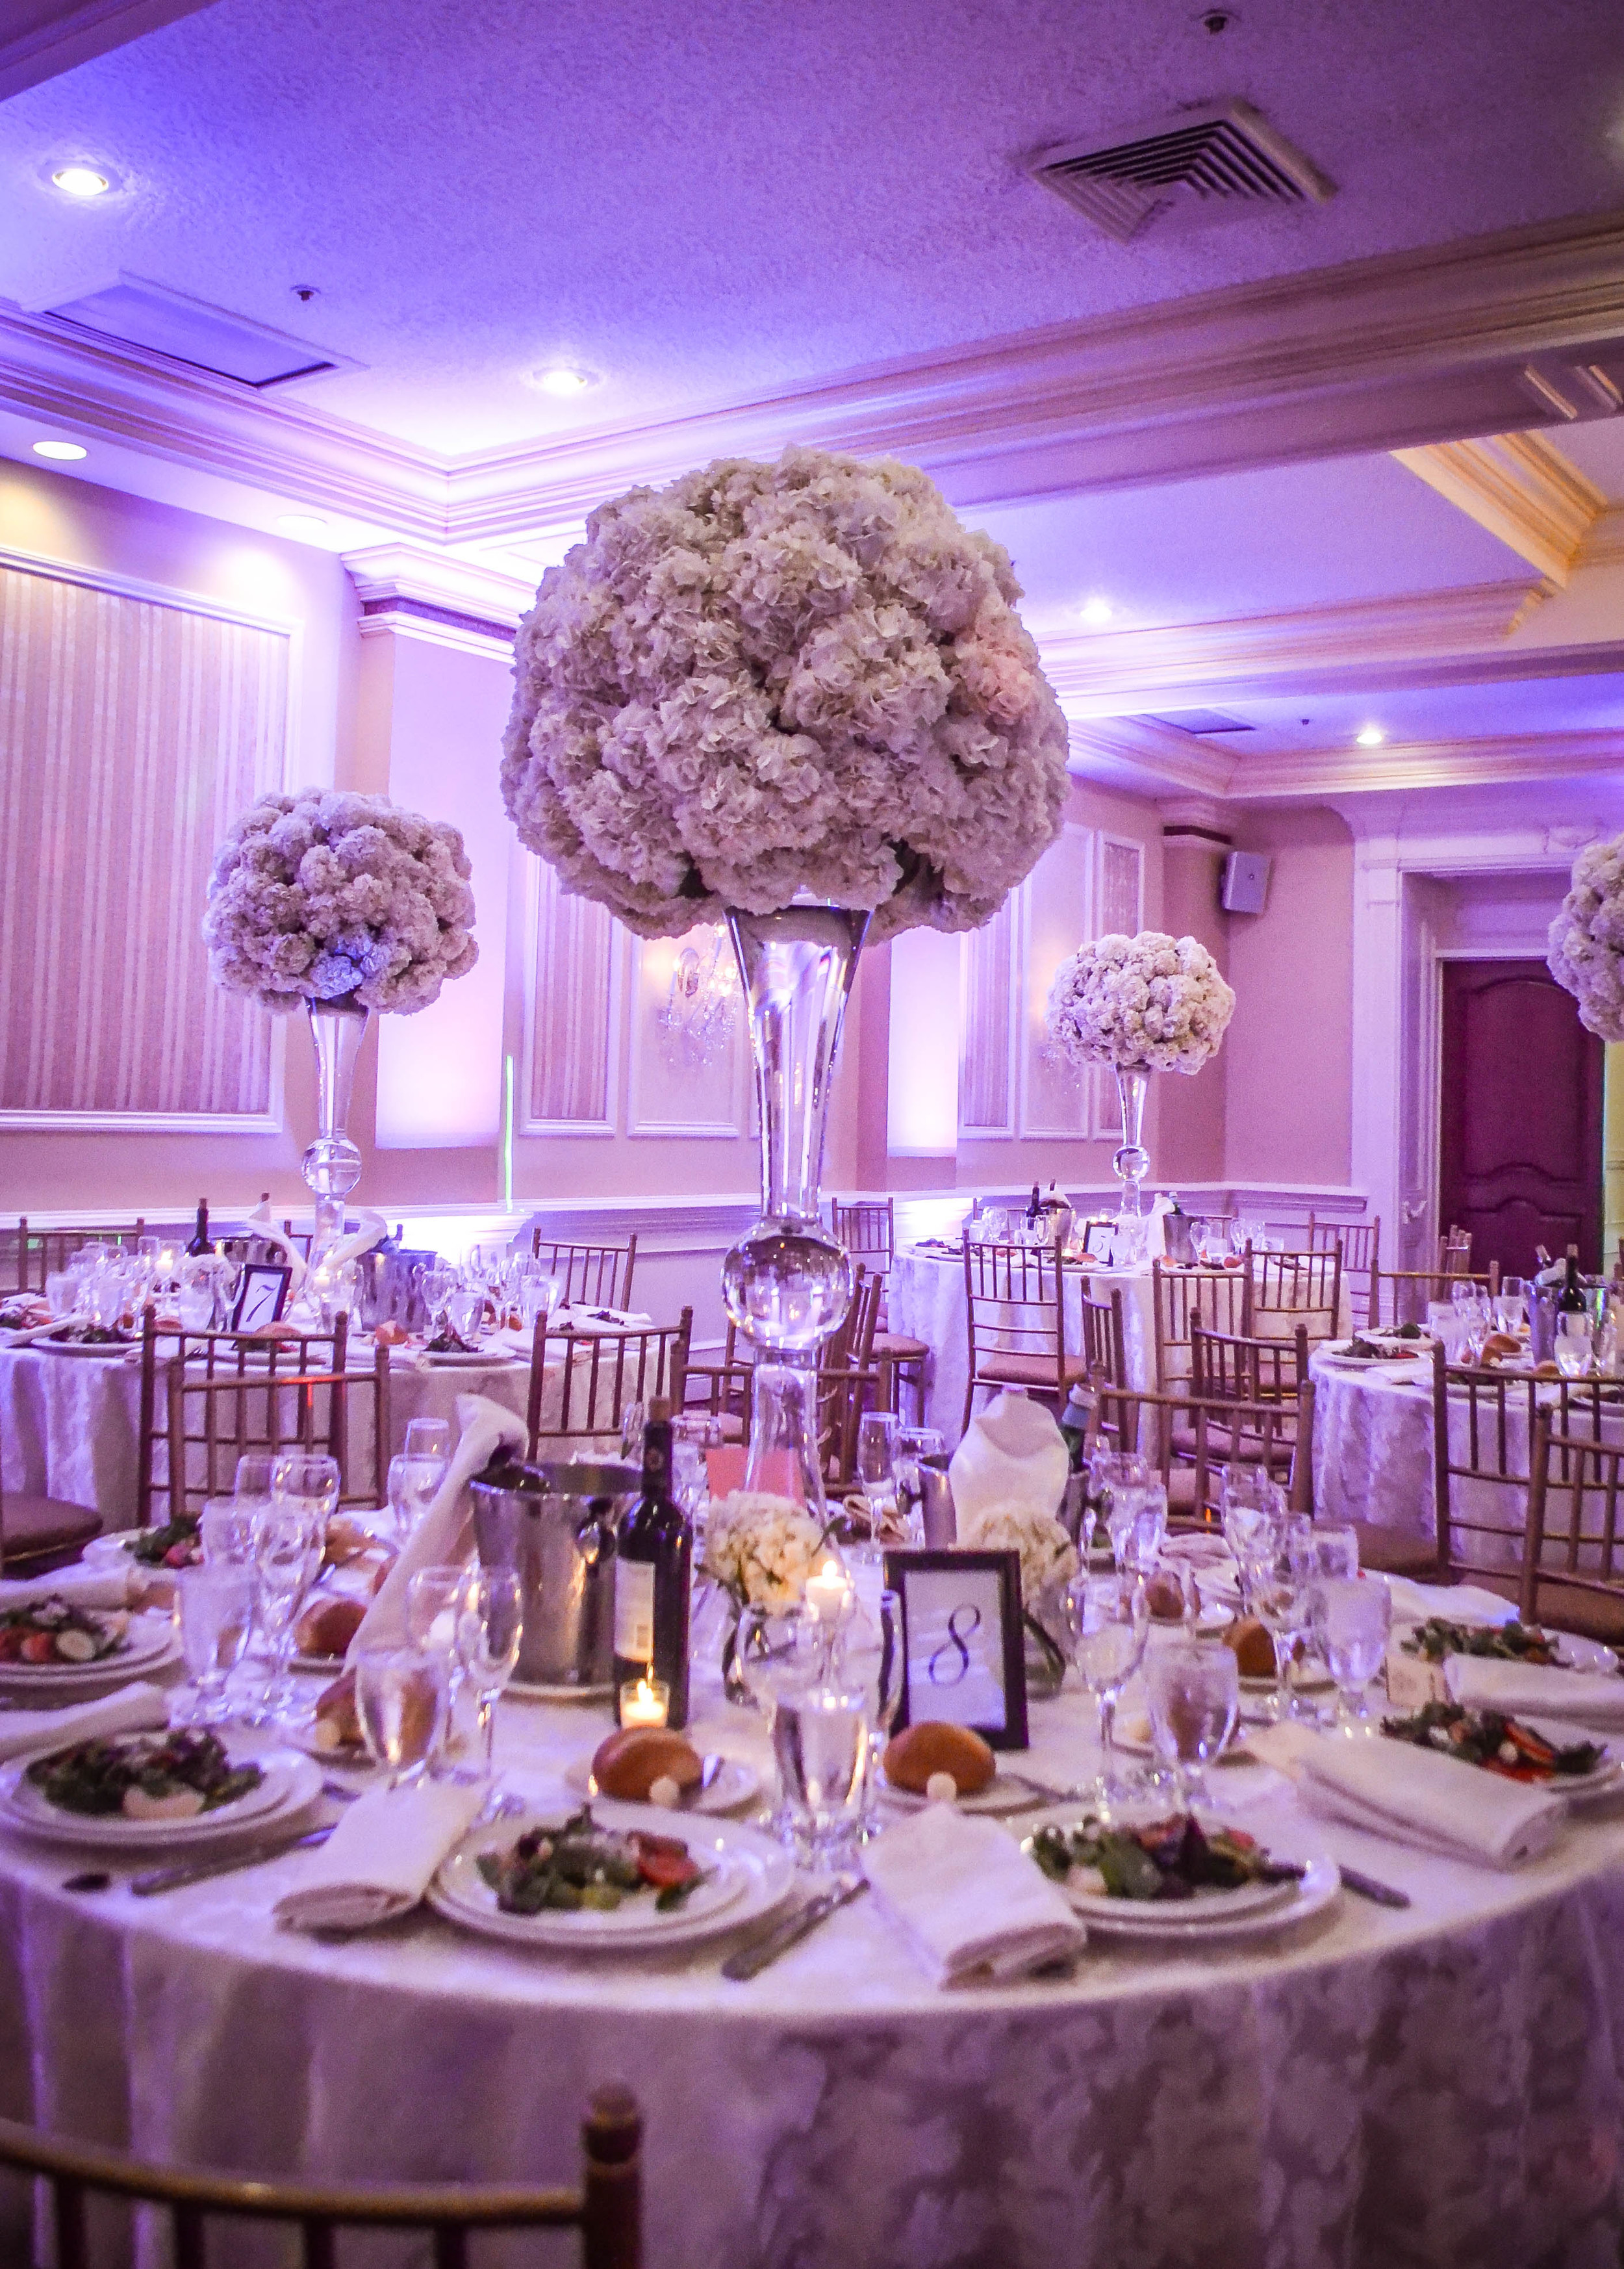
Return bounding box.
[705,1447,805,1503]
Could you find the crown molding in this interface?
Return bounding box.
[8,210,1624,548]
[1392,431,1606,583]
[1066,717,1234,799]
[341,542,533,624]
[0,0,220,98]
[1226,729,1624,801]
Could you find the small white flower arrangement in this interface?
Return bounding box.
[956,1497,1078,1609]
[501,445,1071,940]
[1549,832,1624,1042]
[203,788,477,1014]
[1045,930,1236,1075]
[702,1491,828,1611]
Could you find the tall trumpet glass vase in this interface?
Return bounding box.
[722,904,870,1515]
[1112,1066,1151,1220]
[303,1001,370,1268]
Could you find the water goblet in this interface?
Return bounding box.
[1089,1448,1150,1561]
[272,1453,341,1524]
[416,1264,455,1337]
[1107,1481,1167,1576]
[250,1502,325,1723]
[177,1563,255,1723]
[407,1564,466,1656]
[445,1286,485,1346]
[771,1660,873,1865]
[176,1261,216,1334]
[1495,1277,1527,1337]
[1310,1523,1359,1579]
[199,1496,255,1566]
[1251,1524,1317,1723]
[1554,1313,1594,1379]
[44,1271,76,1320]
[354,1641,450,1788]
[1145,1642,1239,1810]
[838,1589,902,1834]
[233,1452,275,1507]
[1313,1574,1393,1733]
[856,1411,901,1552]
[455,1567,524,1773]
[1064,1571,1149,1812]
[387,1454,444,1539]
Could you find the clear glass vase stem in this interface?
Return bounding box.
[303,1001,370,1265]
[1112,1066,1151,1220]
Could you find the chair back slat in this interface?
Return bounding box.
[138,1312,350,1528]
[527,1313,692,1454]
[1150,1259,1253,1390]
[1432,1342,1624,1581]
[164,1350,390,1520]
[529,1236,638,1311]
[1308,1216,1380,1327]
[1250,1248,1343,1340]
[830,1198,895,1270]
[1523,1415,1624,1624]
[5,1217,149,1294]
[961,1240,1076,1429]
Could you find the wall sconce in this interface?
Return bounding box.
[658,927,739,1070]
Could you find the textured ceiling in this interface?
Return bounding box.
[3,0,1624,451]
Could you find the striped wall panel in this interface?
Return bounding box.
[524,861,616,1129]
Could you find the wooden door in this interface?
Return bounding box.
[1438,958,1604,1276]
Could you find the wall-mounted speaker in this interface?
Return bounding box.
[1221,851,1271,915]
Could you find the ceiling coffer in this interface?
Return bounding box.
[1030,100,1336,243]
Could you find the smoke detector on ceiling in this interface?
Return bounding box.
[1030,99,1335,244]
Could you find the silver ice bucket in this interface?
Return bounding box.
[918,1454,957,1548]
[469,1457,640,1689]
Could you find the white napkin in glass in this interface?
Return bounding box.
[348,1394,526,1655]
[1386,1578,1519,1628]
[862,1801,1086,1984]
[245,1198,307,1295]
[1443,1656,1624,1731]
[0,1680,168,1765]
[948,1391,1069,1528]
[1253,1721,1563,1868]
[322,1209,389,1276]
[275,1778,485,1932]
[0,1567,132,1613]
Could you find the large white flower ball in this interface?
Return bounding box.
[1549,833,1624,1043]
[1046,930,1236,1075]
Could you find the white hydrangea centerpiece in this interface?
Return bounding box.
[1046,930,1236,1075]
[501,445,1071,940]
[702,1491,828,1611]
[203,788,477,1014]
[1549,833,1624,1042]
[956,1498,1079,1608]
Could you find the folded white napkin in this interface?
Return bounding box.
[862,1801,1086,1984]
[321,1209,389,1276]
[1387,1578,1519,1628]
[948,1391,1069,1528]
[0,1567,131,1613]
[348,1394,526,1655]
[0,1680,168,1765]
[275,1778,486,1932]
[1252,1721,1563,1868]
[245,1199,307,1295]
[1443,1656,1624,1731]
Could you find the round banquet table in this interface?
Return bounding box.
[2,1651,1623,2268]
[0,1339,535,1525]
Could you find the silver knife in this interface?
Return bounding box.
[722,1877,868,1981]
[1338,1864,1410,1908]
[131,1824,333,1898]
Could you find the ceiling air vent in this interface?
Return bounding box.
[42,276,362,389]
[1031,101,1335,244]
[1144,710,1256,736]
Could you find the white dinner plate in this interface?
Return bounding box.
[33,1336,137,1359]
[506,1678,615,1704]
[878,1769,1043,1817]
[1378,1717,1623,1804]
[420,1349,505,1368]
[429,1802,794,1953]
[1113,1715,1260,1767]
[1022,1821,1340,1942]
[565,1754,761,1815]
[0,1611,178,1693]
[0,1745,320,1849]
[1393,1624,1619,1678]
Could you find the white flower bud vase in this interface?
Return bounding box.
[1112,1066,1152,1220]
[303,1000,370,1267]
[722,903,870,1515]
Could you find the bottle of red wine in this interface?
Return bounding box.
[1557,1244,1588,1315]
[185,1199,211,1256]
[612,1398,691,1730]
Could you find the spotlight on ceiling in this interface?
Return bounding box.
[530,365,598,397]
[1078,595,1115,626]
[276,513,329,541]
[1355,723,1386,748]
[50,164,114,199]
[32,439,88,461]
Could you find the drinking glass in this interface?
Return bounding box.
[44,1272,76,1320]
[519,1274,561,1331]
[272,1453,341,1524]
[234,1453,275,1504]
[1109,1483,1168,1576]
[407,1564,466,1656]
[1313,1574,1393,1731]
[251,1502,325,1721]
[1310,1523,1359,1578]
[354,1642,450,1786]
[1065,1571,1149,1810]
[1457,1291,1493,1363]
[1495,1277,1527,1335]
[856,1411,901,1550]
[416,1264,455,1335]
[176,1261,216,1333]
[455,1566,524,1773]
[772,1669,873,1863]
[86,1266,132,1331]
[387,1454,444,1538]
[732,1602,821,1715]
[446,1287,485,1346]
[199,1496,255,1566]
[839,1589,903,1832]
[1450,1278,1480,1314]
[1145,1642,1239,1809]
[1221,1472,1288,1608]
[1555,1313,1594,1379]
[1088,1448,1150,1560]
[177,1563,255,1722]
[1252,1523,1317,1723]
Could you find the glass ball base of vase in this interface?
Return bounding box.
[1112,1143,1150,1220]
[721,1216,852,1355]
[302,1133,362,1266]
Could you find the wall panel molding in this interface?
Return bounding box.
[958,896,1019,1139]
[521,861,618,1135]
[625,929,748,1140]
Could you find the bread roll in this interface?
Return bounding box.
[1143,1572,1187,1622]
[883,1721,995,1797]
[312,1669,361,1750]
[592,1728,704,1801]
[296,1595,366,1660]
[1223,1615,1276,1680]
[323,1515,372,1568]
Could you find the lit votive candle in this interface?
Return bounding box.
[619,1674,669,1730]
[805,1555,853,1627]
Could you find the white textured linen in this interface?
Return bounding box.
[0,1567,131,1612]
[862,1800,1085,1984]
[349,1394,526,1653]
[1444,1656,1624,1730]
[947,1390,1069,1526]
[1387,1577,1521,1627]
[0,1678,167,1763]
[1254,1721,1564,1867]
[275,1778,485,1933]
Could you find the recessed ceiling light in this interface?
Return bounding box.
[275,512,329,541]
[530,365,598,397]
[1078,595,1115,626]
[1355,723,1386,748]
[32,439,88,461]
[50,164,113,199]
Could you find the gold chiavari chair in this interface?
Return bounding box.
[815,1269,885,1485]
[164,1348,390,1521]
[830,1197,929,1424]
[1073,1276,1130,1454]
[136,1311,352,1530]
[0,1475,101,1576]
[529,1235,639,1311]
[1521,1415,1624,1642]
[1369,1259,1499,1331]
[679,1317,754,1442]
[0,2084,642,2269]
[5,1217,149,1294]
[1251,1246,1343,1346]
[961,1240,1087,1430]
[1308,1216,1381,1329]
[1189,1320,1310,1409]
[1440,1226,1474,1274]
[527,1310,691,1455]
[1150,1257,1252,1392]
[1094,1383,1310,1528]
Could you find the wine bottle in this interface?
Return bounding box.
[612,1398,691,1729]
[185,1199,211,1256]
[1028,1182,1041,1224]
[1556,1245,1588,1316]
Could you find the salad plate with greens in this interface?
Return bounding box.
[1024,1812,1340,1941]
[1381,1702,1618,1798]
[0,1732,319,1848]
[1397,1618,1618,1678]
[0,1602,177,1690]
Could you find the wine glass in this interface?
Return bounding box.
[1555,1313,1594,1379]
[455,1567,524,1773]
[1089,1448,1150,1561]
[1251,1522,1317,1723]
[353,1641,450,1787]
[1495,1276,1527,1336]
[404,1418,451,1467]
[199,1496,255,1566]
[1106,1481,1167,1576]
[1310,1524,1359,1580]
[416,1264,455,1337]
[387,1454,443,1539]
[273,1453,340,1525]
[1221,1471,1288,1609]
[1145,1642,1239,1810]
[856,1411,901,1553]
[839,1588,903,1833]
[1313,1574,1393,1732]
[407,1564,466,1654]
[250,1502,325,1723]
[1064,1571,1149,1812]
[446,1286,485,1347]
[176,1259,216,1333]
[177,1563,255,1723]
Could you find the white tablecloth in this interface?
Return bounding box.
[1,1640,1622,2268]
